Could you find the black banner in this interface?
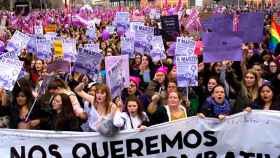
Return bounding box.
[15,1,30,16]
[160,15,180,41]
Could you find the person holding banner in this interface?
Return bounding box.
[74,82,117,132]
[100,41,108,54]
[47,93,81,131]
[196,76,220,108]
[198,85,232,120]
[105,47,115,56]
[113,96,149,131]
[147,91,187,125]
[250,84,280,111]
[0,79,45,129]
[121,76,150,110]
[231,70,260,114]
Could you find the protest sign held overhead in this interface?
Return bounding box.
[115,12,130,33]
[150,36,166,62]
[6,31,31,52]
[134,25,154,54]
[48,60,71,74]
[121,36,135,58]
[202,14,233,33]
[26,36,37,53]
[86,23,96,40]
[238,12,264,43]
[84,43,100,51]
[62,39,77,62]
[202,13,264,43]
[36,38,52,60]
[0,52,23,91]
[185,8,202,32]
[202,32,243,63]
[161,15,180,41]
[34,25,44,35]
[74,47,103,81]
[106,25,116,35]
[44,24,57,33]
[175,37,198,87]
[105,55,129,98]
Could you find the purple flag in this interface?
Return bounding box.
[186,9,202,32]
[203,13,264,43]
[202,15,232,33]
[238,12,264,43]
[202,32,243,63]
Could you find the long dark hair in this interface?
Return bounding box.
[51,93,75,128]
[141,54,155,70]
[33,59,44,73]
[124,95,145,120]
[131,53,142,67]
[255,84,278,107]
[206,76,221,93]
[12,78,34,107]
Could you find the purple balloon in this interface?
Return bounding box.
[102,30,110,41]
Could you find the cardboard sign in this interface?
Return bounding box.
[44,24,57,33]
[53,40,63,58]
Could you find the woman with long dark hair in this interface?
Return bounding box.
[251,84,280,111]
[47,93,80,131]
[113,96,149,131]
[138,54,156,91]
[0,78,43,129]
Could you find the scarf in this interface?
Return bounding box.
[206,97,231,117]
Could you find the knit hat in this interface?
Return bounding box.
[129,76,141,88]
[156,66,168,75]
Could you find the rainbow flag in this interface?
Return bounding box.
[269,17,280,53]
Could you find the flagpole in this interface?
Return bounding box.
[238,0,240,9]
[25,97,38,122]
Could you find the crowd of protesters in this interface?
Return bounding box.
[0,4,279,136]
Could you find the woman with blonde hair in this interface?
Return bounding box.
[232,69,260,113]
[147,91,187,125]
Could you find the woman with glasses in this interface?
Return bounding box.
[121,76,150,110]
